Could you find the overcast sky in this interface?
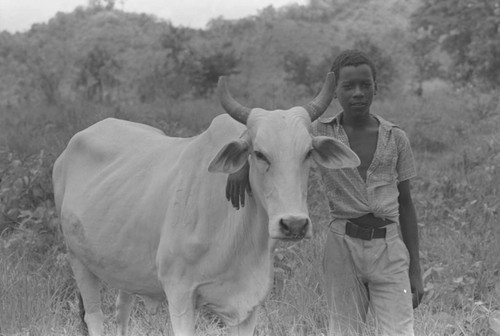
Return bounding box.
[0,0,307,33]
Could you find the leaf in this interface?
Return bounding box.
[495,282,500,299]
[489,310,500,335]
[18,209,33,218]
[423,267,433,281]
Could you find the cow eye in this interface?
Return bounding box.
[254,150,270,164]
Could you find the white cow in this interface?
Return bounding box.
[52,73,359,336]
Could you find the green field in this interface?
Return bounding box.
[1,84,499,335]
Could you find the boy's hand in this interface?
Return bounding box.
[410,265,424,308]
[225,162,251,209]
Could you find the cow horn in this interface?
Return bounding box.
[217,76,251,125]
[303,72,336,122]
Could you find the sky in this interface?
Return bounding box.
[0,0,308,33]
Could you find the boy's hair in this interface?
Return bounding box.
[329,49,377,84]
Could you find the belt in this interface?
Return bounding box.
[345,221,387,240]
[348,214,394,228]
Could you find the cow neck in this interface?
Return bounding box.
[236,194,271,253]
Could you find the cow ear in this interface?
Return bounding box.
[311,136,360,169]
[208,139,250,173]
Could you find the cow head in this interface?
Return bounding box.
[209,73,360,240]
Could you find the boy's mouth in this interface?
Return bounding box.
[350,102,367,107]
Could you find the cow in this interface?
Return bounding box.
[52,72,360,336]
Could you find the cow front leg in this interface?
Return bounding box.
[69,253,104,336]
[227,308,257,336]
[165,288,196,336]
[115,290,134,336]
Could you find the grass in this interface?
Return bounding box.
[0,87,499,335]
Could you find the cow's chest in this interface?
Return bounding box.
[196,258,273,326]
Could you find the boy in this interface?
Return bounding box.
[226,49,424,335]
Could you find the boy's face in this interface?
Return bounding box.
[334,64,377,117]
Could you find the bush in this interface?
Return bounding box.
[0,149,59,245]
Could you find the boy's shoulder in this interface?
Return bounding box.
[316,113,402,130]
[373,114,398,129]
[314,113,410,141]
[373,114,409,138]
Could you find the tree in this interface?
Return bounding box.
[411,0,500,89]
[87,0,115,10]
[75,45,121,102]
[283,50,336,96]
[189,44,240,97]
[20,24,73,105]
[154,27,197,99]
[141,28,240,100]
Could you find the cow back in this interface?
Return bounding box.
[53,115,246,294]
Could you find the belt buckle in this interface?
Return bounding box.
[351,223,373,241]
[361,226,374,241]
[346,221,375,240]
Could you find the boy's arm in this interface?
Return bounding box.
[398,179,424,308]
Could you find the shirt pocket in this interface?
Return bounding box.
[370,172,395,186]
[372,140,398,183]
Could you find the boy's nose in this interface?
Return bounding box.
[353,86,364,96]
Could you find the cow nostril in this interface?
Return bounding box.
[279,219,291,235]
[279,217,308,237]
[301,221,309,235]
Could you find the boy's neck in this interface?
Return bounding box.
[341,112,377,129]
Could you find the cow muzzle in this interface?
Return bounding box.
[274,215,311,240]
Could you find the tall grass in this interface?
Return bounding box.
[0,88,499,335]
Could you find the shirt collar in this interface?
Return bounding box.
[319,112,398,131]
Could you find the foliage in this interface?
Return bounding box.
[155,29,241,99]
[283,38,397,97]
[283,49,337,96]
[282,2,336,23]
[1,2,500,334]
[0,0,421,108]
[189,43,240,97]
[0,21,73,105]
[0,150,58,241]
[88,0,116,10]
[1,81,500,335]
[353,38,398,95]
[411,0,500,89]
[75,45,121,102]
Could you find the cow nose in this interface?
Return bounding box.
[279,217,309,238]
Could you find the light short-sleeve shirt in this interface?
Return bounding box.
[312,112,416,222]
